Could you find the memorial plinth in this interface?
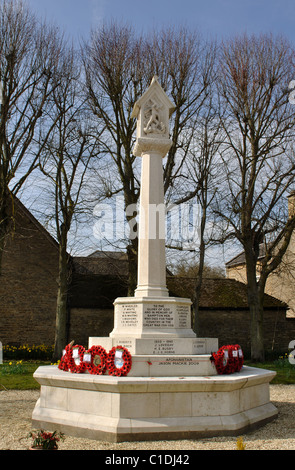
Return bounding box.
[32,77,277,442]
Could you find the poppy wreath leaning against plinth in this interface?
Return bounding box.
[85,345,108,375]
[58,349,69,371]
[211,345,242,375]
[107,346,132,377]
[68,344,86,373]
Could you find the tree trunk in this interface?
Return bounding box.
[245,246,265,361]
[126,238,138,297]
[0,222,6,276]
[247,286,265,361]
[193,209,207,335]
[0,193,13,276]
[53,241,70,361]
[192,273,202,336]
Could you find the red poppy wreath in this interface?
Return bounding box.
[211,344,243,375]
[107,346,132,377]
[68,344,86,373]
[58,341,74,371]
[234,344,244,372]
[85,345,108,375]
[58,349,69,371]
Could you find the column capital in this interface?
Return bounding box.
[133,136,172,158]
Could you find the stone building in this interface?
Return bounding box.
[69,251,128,345]
[226,192,295,318]
[0,198,60,346]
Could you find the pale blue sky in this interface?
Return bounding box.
[25,0,295,44]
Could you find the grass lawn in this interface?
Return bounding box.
[0,358,295,390]
[245,360,295,385]
[0,362,50,390]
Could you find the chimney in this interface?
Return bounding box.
[287,191,295,218]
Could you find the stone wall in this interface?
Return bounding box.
[199,307,295,356]
[68,308,114,346]
[67,305,295,355]
[227,261,295,319]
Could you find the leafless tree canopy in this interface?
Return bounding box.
[0,0,64,270]
[215,33,295,360]
[83,23,217,293]
[216,34,295,262]
[38,44,101,359]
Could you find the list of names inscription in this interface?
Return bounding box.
[119,304,139,328]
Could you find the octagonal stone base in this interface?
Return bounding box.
[32,365,277,442]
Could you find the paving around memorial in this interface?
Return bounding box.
[0,385,295,450]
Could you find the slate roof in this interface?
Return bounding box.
[167,277,287,310]
[225,244,266,268]
[13,197,59,250]
[72,251,129,276]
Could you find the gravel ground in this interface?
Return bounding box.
[0,384,295,451]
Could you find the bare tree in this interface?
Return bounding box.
[83,23,145,295]
[83,23,215,295]
[155,34,222,334]
[185,93,223,334]
[0,0,63,273]
[146,27,212,200]
[39,46,101,360]
[215,33,295,361]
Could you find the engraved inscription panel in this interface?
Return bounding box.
[142,303,191,329]
[158,357,200,367]
[114,339,134,351]
[175,304,190,328]
[152,339,176,355]
[143,304,174,328]
[193,340,206,354]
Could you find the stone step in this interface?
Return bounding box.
[89,336,218,356]
[126,353,217,377]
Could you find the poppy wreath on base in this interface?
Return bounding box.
[68,344,86,373]
[85,345,108,375]
[211,345,244,374]
[107,346,132,377]
[58,342,74,371]
[235,344,244,372]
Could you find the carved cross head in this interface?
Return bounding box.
[132,76,175,141]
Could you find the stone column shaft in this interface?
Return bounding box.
[135,149,168,297]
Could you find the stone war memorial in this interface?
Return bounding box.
[32,77,278,442]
